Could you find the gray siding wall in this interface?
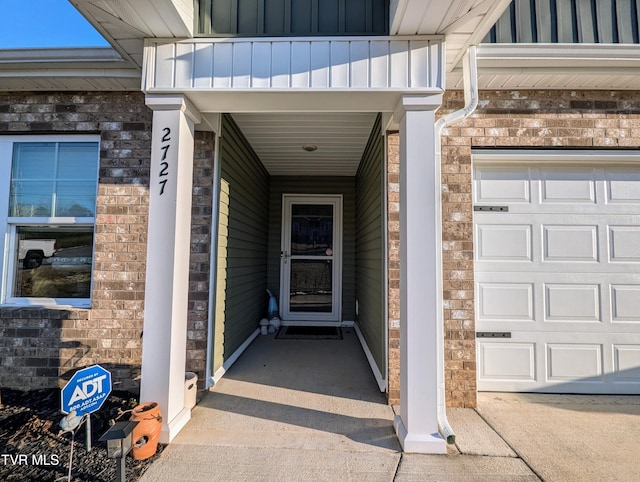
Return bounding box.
[487,0,640,43]
[214,114,270,372]
[355,115,385,374]
[196,0,389,36]
[267,177,356,321]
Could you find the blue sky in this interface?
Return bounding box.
[0,0,109,48]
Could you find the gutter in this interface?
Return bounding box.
[434,46,478,445]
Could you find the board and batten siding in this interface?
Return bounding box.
[355,114,385,375]
[486,0,640,43]
[214,114,270,373]
[267,177,356,321]
[195,0,388,36]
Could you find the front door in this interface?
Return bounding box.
[280,195,342,323]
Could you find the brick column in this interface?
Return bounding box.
[140,94,200,443]
[393,94,446,454]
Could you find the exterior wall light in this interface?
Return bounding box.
[99,420,139,482]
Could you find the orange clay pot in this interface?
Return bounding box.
[130,402,163,460]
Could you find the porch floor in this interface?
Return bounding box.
[140,328,402,480]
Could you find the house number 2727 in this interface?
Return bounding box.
[158,127,171,195]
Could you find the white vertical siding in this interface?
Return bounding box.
[144,36,444,92]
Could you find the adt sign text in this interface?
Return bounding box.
[61,365,112,416]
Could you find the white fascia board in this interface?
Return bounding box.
[145,0,194,37]
[476,43,640,69]
[0,47,124,65]
[389,0,409,35]
[445,0,513,72]
[0,69,141,80]
[0,48,140,90]
[473,149,640,165]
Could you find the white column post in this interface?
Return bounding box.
[141,94,201,443]
[393,94,446,454]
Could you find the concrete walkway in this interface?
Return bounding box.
[139,329,640,481]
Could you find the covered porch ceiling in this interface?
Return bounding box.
[231,113,378,176]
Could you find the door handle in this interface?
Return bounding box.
[281,250,289,264]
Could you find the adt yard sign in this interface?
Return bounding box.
[61,365,112,416]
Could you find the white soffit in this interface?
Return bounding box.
[390,0,512,73]
[447,44,640,90]
[71,0,194,68]
[231,113,377,176]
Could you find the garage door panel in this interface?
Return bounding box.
[544,284,601,322]
[474,161,640,394]
[479,342,536,381]
[541,168,596,204]
[477,283,533,321]
[476,225,532,261]
[543,225,598,262]
[606,169,640,202]
[547,343,603,381]
[613,346,640,381]
[474,166,531,203]
[609,226,640,262]
[611,285,640,323]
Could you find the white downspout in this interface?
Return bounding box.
[435,46,478,445]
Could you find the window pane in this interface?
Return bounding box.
[13,226,94,299]
[289,259,332,312]
[9,181,54,216]
[57,143,99,179]
[12,143,56,179]
[9,141,98,218]
[55,182,97,216]
[291,204,333,255]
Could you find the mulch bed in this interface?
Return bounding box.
[0,388,165,482]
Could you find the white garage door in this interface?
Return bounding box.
[474,157,640,393]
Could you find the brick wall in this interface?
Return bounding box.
[387,89,640,408]
[0,92,214,392]
[187,132,215,386]
[386,132,400,404]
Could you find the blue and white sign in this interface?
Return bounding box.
[61,365,112,416]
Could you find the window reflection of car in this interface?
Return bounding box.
[50,245,93,267]
[18,239,57,269]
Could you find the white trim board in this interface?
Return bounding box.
[355,323,387,392]
[210,328,260,386]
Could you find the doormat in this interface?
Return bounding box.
[276,326,343,340]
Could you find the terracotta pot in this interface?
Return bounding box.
[130,402,163,460]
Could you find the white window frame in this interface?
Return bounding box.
[0,135,100,308]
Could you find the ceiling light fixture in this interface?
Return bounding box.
[302,144,318,152]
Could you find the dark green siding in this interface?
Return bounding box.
[195,0,389,36]
[355,115,385,376]
[214,114,270,372]
[267,177,356,321]
[486,0,640,43]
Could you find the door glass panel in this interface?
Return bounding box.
[289,259,333,312]
[291,204,333,255]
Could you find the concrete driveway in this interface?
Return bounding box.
[475,392,640,481]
